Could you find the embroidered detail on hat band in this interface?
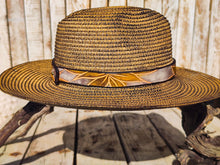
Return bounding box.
[51,62,176,87]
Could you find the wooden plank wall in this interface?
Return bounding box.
[0,0,219,124]
[0,1,220,165]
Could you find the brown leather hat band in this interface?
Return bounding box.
[52,60,176,87]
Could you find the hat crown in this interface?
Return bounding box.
[54,6,173,72]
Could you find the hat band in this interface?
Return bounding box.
[52,60,176,87]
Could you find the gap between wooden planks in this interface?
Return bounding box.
[0,107,185,165]
[1,105,219,165]
[112,109,183,165]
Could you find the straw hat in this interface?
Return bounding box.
[0,7,220,110]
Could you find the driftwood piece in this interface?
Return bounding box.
[0,102,49,148]
[6,104,53,144]
[185,104,220,159]
[177,98,220,164]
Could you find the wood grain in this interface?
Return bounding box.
[40,0,52,59]
[49,0,65,57]
[162,0,179,59]
[76,110,126,165]
[191,0,210,73]
[0,0,11,73]
[24,0,44,61]
[109,0,126,6]
[22,107,76,165]
[144,0,162,12]
[91,0,108,8]
[0,102,43,164]
[0,102,47,148]
[0,121,39,164]
[6,0,28,66]
[0,0,18,135]
[0,1,220,164]
[145,108,185,153]
[66,0,90,15]
[113,111,175,165]
[176,0,196,68]
[128,0,144,7]
[206,0,220,78]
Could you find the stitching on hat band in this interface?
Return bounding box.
[51,61,176,87]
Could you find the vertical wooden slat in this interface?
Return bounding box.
[6,0,28,66]
[50,0,66,57]
[113,111,175,165]
[0,0,11,128]
[127,0,144,7]
[190,0,210,73]
[0,0,28,136]
[0,0,11,72]
[109,0,126,6]
[144,108,185,152]
[41,0,52,59]
[0,0,28,137]
[77,110,127,165]
[144,0,162,12]
[24,0,44,61]
[91,0,108,8]
[175,0,196,68]
[207,0,220,78]
[0,0,28,138]
[162,0,179,59]
[66,0,90,16]
[22,108,76,164]
[0,120,39,165]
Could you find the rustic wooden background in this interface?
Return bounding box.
[0,0,220,131]
[0,0,220,126]
[0,0,220,164]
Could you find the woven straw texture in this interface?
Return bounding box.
[0,6,220,110]
[54,6,173,72]
[0,60,220,110]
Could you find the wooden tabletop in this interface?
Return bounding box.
[0,105,219,165]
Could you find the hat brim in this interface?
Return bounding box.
[0,60,220,110]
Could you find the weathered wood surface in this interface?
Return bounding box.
[0,102,48,147]
[191,0,210,73]
[91,0,107,8]
[144,0,162,12]
[6,0,29,66]
[109,0,127,6]
[66,0,90,15]
[0,108,179,164]
[40,0,52,59]
[50,0,66,57]
[0,0,11,73]
[175,0,195,69]
[76,110,126,165]
[145,108,185,153]
[21,107,76,165]
[0,0,219,120]
[0,120,40,165]
[112,110,176,165]
[0,106,219,164]
[127,0,144,7]
[176,102,220,164]
[24,0,44,61]
[206,0,220,78]
[0,0,220,164]
[162,0,179,59]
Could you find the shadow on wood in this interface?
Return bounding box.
[64,113,185,161]
[2,113,185,164]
